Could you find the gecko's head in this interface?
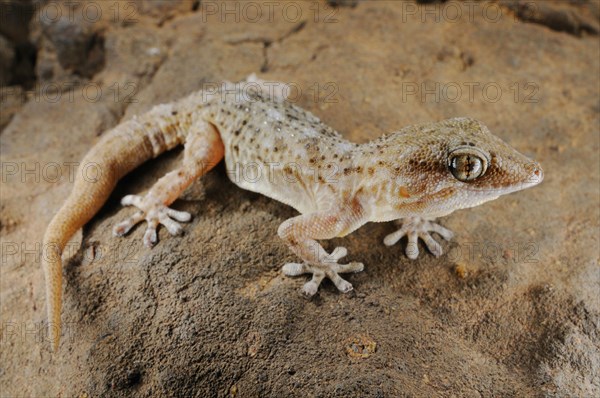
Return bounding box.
[394,117,543,217]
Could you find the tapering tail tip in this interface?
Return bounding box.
[48,304,61,352]
[43,240,63,352]
[49,322,60,352]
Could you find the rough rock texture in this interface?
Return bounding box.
[0,35,15,87]
[0,0,36,88]
[1,1,599,397]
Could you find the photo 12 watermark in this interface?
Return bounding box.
[1,81,139,106]
[1,319,125,348]
[199,1,340,24]
[199,80,340,104]
[400,81,540,104]
[399,1,539,24]
[21,1,140,25]
[445,240,540,264]
[0,239,142,269]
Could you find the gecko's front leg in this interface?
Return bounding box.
[113,119,224,247]
[383,217,454,259]
[277,205,366,297]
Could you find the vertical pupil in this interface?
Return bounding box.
[466,155,472,177]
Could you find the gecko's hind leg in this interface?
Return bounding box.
[383,217,454,259]
[113,195,192,246]
[278,206,366,297]
[113,119,224,247]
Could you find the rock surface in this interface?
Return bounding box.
[1,1,599,397]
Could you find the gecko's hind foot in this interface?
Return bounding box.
[384,217,454,260]
[282,246,364,297]
[112,194,191,247]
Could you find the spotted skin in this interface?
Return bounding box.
[41,76,543,350]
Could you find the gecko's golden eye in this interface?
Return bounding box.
[448,146,489,182]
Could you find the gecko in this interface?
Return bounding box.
[41,75,543,350]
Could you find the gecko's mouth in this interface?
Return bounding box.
[457,159,544,193]
[462,161,544,195]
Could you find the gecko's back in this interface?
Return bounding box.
[193,89,360,214]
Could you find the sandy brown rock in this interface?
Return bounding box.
[1,1,598,397]
[0,35,15,86]
[500,0,600,36]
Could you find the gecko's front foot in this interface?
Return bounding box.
[384,217,454,260]
[282,247,364,297]
[112,194,191,247]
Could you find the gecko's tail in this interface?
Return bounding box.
[42,182,114,351]
[42,119,160,351]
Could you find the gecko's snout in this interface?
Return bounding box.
[526,161,544,186]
